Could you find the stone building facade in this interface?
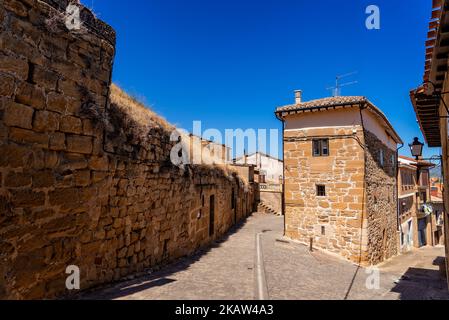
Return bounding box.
[398,156,438,252]
[275,93,402,265]
[409,0,449,288]
[0,0,255,299]
[234,152,283,215]
[234,152,283,184]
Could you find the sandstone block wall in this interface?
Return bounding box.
[259,191,282,214]
[283,126,399,265]
[0,0,255,299]
[283,127,367,264]
[364,130,398,264]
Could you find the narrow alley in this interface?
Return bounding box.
[82,213,449,300]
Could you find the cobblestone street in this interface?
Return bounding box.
[82,213,449,300]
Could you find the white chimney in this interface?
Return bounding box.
[295,90,302,104]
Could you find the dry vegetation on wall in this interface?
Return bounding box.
[108,84,246,183]
[109,84,175,132]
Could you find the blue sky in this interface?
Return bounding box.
[81,0,439,159]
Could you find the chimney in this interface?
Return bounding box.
[295,90,302,104]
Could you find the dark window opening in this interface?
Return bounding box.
[379,149,384,168]
[321,226,326,235]
[231,188,235,209]
[420,191,427,203]
[316,185,326,197]
[313,139,329,157]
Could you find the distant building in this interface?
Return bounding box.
[234,152,283,183]
[275,92,402,265]
[184,134,231,165]
[431,177,443,198]
[234,152,283,215]
[431,195,445,246]
[398,156,439,251]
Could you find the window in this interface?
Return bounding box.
[379,149,384,167]
[316,185,326,197]
[401,170,415,188]
[313,139,329,157]
[321,226,326,235]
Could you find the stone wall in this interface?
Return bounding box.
[439,73,449,289]
[363,130,398,265]
[283,124,399,265]
[283,127,367,264]
[259,191,282,214]
[0,0,255,299]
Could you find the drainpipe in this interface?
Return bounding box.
[275,111,286,235]
[396,143,404,249]
[396,144,404,240]
[358,104,368,265]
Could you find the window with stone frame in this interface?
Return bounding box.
[312,139,329,157]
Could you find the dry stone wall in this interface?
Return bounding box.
[283,125,399,265]
[0,0,255,299]
[283,127,367,264]
[363,130,398,264]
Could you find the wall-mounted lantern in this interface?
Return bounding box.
[409,137,424,160]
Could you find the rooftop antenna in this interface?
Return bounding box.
[326,71,358,97]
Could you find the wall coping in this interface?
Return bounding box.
[40,0,116,46]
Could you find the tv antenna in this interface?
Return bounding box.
[326,71,358,97]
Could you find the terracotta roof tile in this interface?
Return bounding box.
[276,96,366,112]
[275,95,403,144]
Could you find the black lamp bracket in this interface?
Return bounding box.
[416,155,443,162]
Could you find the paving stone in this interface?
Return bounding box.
[81,214,449,300]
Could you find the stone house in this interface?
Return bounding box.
[275,92,402,265]
[409,0,449,286]
[186,134,231,165]
[398,156,437,251]
[234,152,283,184]
[430,177,444,198]
[430,195,445,246]
[234,152,284,214]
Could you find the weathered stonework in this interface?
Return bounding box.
[283,127,368,263]
[364,130,398,264]
[278,102,401,266]
[0,0,255,299]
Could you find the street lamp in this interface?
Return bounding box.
[409,137,424,160]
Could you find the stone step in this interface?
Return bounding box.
[257,202,277,215]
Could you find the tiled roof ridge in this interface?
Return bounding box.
[276,96,366,112]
